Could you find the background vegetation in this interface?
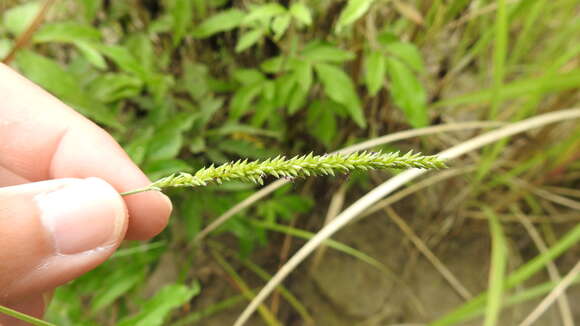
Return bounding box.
[1,0,579,325]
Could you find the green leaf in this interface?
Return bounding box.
[15,51,123,130]
[34,22,101,43]
[88,73,143,103]
[235,28,264,52]
[0,39,13,59]
[274,74,297,107]
[315,63,366,127]
[192,9,244,38]
[335,0,375,32]
[96,44,147,79]
[230,83,264,118]
[302,43,355,63]
[207,122,281,139]
[74,41,107,69]
[91,268,145,312]
[483,208,508,326]
[242,3,286,24]
[290,3,312,25]
[385,57,428,128]
[218,139,278,159]
[260,56,286,73]
[233,68,266,85]
[272,14,291,40]
[364,50,386,96]
[293,60,313,91]
[307,100,337,147]
[170,0,193,46]
[287,84,308,115]
[146,114,195,162]
[144,159,191,181]
[2,1,41,35]
[118,283,200,326]
[383,41,425,72]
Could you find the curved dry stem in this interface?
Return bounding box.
[195,121,503,242]
[233,108,580,326]
[517,260,580,326]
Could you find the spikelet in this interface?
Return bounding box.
[121,151,446,195]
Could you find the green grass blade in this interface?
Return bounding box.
[483,207,508,326]
[0,305,56,326]
[429,222,580,326]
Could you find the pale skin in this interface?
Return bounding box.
[0,63,173,324]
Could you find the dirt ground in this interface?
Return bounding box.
[183,196,580,325]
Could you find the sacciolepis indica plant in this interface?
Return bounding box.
[121,151,446,196]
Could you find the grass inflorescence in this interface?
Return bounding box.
[121,151,446,195]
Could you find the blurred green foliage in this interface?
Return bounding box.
[2,0,579,324]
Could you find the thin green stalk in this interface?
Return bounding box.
[484,207,508,326]
[121,151,445,196]
[0,305,56,326]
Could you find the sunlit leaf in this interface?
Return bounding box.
[302,43,355,63]
[315,63,366,127]
[383,41,425,72]
[290,3,312,25]
[191,9,244,38]
[235,28,264,52]
[335,0,375,32]
[170,0,193,46]
[2,1,41,35]
[242,3,286,24]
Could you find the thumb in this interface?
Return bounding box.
[0,177,128,301]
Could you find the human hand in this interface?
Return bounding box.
[0,63,173,324]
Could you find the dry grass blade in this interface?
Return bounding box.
[512,206,574,326]
[517,260,580,326]
[196,121,503,242]
[384,207,473,300]
[233,108,580,326]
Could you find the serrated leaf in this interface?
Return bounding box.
[2,1,41,35]
[235,28,264,52]
[192,9,244,38]
[385,57,428,127]
[242,3,286,24]
[290,3,312,25]
[364,50,386,96]
[335,0,375,32]
[314,63,366,127]
[384,41,425,72]
[302,43,355,63]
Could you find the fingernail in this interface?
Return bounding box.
[36,178,126,255]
